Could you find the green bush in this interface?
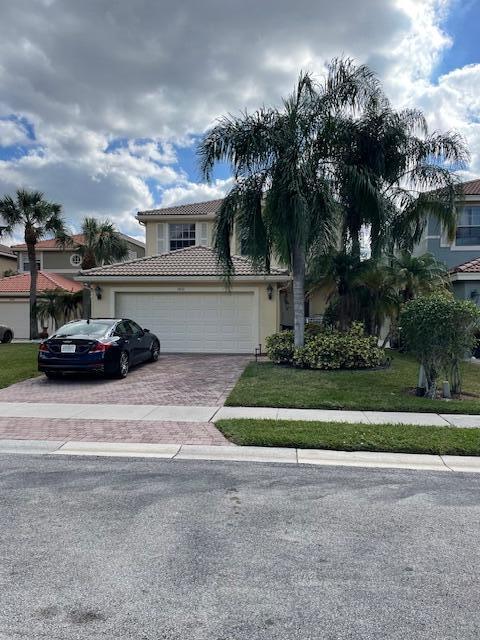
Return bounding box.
[265,330,295,364]
[266,322,385,370]
[400,293,480,397]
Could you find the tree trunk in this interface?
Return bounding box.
[292,243,305,348]
[82,286,91,320]
[26,240,39,340]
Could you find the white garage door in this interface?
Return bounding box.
[115,291,258,353]
[0,300,30,340]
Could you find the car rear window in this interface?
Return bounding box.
[54,321,111,338]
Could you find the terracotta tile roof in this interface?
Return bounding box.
[0,243,15,257]
[0,271,83,293]
[138,198,224,217]
[460,178,480,196]
[79,245,288,278]
[451,257,480,274]
[11,234,85,251]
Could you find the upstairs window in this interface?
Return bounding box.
[169,223,196,251]
[22,259,41,272]
[456,206,480,246]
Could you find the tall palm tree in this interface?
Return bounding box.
[336,98,469,260]
[77,217,129,270]
[198,59,378,347]
[0,189,67,339]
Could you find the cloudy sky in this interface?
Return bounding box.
[0,0,479,241]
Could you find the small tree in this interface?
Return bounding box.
[400,294,480,398]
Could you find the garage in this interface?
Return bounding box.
[115,290,258,353]
[0,299,29,339]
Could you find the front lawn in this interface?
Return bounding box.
[226,352,480,414]
[217,419,480,456]
[0,344,39,388]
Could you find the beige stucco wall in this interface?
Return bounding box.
[87,278,283,349]
[0,255,16,276]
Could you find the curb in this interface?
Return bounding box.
[1,439,480,473]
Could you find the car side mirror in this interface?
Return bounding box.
[143,328,150,333]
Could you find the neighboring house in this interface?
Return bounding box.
[414,177,480,304]
[0,244,16,277]
[0,272,83,339]
[77,200,290,354]
[11,233,146,282]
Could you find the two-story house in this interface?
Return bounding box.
[11,232,145,281]
[415,177,480,304]
[77,200,290,353]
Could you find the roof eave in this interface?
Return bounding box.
[76,274,291,283]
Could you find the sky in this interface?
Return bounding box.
[0,0,479,242]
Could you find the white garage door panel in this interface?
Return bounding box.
[0,300,29,340]
[115,291,257,353]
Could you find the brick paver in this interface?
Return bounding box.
[0,417,232,445]
[0,354,249,406]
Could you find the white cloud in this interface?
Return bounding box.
[160,178,235,207]
[0,0,477,234]
[0,119,30,146]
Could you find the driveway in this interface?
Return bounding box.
[0,354,249,406]
[0,355,249,445]
[1,455,480,639]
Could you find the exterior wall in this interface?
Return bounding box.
[0,296,56,339]
[0,254,16,276]
[88,278,282,349]
[452,279,480,306]
[424,197,480,269]
[144,219,215,256]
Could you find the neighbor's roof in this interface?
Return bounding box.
[459,178,480,196]
[450,257,480,274]
[0,271,83,293]
[137,198,224,218]
[12,232,145,251]
[0,243,15,258]
[78,245,288,279]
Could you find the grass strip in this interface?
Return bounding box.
[216,419,480,456]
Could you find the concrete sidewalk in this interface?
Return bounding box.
[0,401,479,427]
[1,438,480,473]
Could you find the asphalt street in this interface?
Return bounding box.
[0,454,479,640]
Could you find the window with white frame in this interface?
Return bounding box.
[169,223,196,251]
[456,206,480,246]
[127,249,137,260]
[70,253,82,267]
[22,259,41,271]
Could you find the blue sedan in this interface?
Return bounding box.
[38,318,160,379]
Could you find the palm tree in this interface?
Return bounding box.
[388,251,450,302]
[336,98,469,260]
[77,217,129,270]
[36,289,83,333]
[198,59,378,347]
[0,189,67,339]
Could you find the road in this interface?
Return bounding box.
[0,455,479,639]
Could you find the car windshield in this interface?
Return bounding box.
[54,321,112,338]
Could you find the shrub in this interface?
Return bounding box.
[400,293,480,397]
[266,322,385,370]
[265,330,295,364]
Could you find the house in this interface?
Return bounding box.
[414,177,480,304]
[0,271,83,339]
[77,200,291,353]
[0,244,16,277]
[11,233,146,282]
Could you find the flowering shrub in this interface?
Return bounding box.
[266,323,385,370]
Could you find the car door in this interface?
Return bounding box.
[126,320,150,363]
[114,321,136,363]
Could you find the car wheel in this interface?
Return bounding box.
[45,371,62,380]
[2,331,13,344]
[116,351,129,378]
[150,340,160,362]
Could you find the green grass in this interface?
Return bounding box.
[226,352,480,414]
[217,419,480,456]
[0,344,40,388]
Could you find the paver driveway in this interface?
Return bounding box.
[0,354,249,406]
